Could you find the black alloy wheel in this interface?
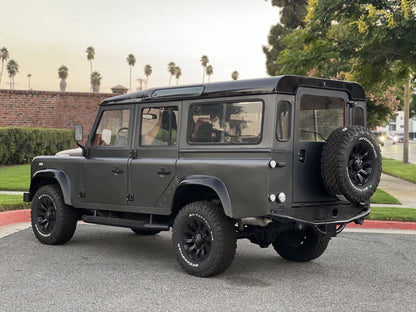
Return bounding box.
[348,141,374,187]
[34,193,57,236]
[181,216,213,262]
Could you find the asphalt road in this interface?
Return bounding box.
[1,225,415,312]
[380,140,416,163]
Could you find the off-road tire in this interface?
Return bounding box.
[131,228,161,235]
[273,227,330,262]
[172,201,237,277]
[321,126,382,203]
[31,184,78,245]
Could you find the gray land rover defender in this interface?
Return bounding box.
[24,75,382,277]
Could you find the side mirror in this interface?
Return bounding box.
[74,124,83,142]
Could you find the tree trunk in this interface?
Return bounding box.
[403,79,410,164]
[60,79,67,92]
[129,66,132,92]
[0,62,4,86]
[92,84,99,93]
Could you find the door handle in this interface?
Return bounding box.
[157,168,171,176]
[298,149,306,163]
[112,167,123,174]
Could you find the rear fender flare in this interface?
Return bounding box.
[178,175,232,217]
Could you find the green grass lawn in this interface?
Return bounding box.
[370,188,401,204]
[0,164,30,191]
[0,194,30,212]
[382,157,416,183]
[367,206,416,222]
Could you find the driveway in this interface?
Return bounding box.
[1,225,415,312]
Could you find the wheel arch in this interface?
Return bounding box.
[172,175,232,218]
[30,170,72,206]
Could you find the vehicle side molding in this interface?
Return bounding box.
[178,175,232,217]
[30,169,72,205]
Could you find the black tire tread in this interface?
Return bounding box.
[273,228,330,262]
[31,184,78,245]
[172,201,236,277]
[321,126,382,203]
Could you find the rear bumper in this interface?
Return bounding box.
[270,202,370,226]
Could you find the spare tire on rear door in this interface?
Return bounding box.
[321,126,382,203]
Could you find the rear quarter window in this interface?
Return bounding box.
[188,101,263,144]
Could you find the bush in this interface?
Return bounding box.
[0,127,74,165]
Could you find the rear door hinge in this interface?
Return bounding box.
[126,193,134,201]
[130,150,137,158]
[78,190,86,198]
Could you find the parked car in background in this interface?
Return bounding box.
[393,134,404,144]
[372,132,386,146]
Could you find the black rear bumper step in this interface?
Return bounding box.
[82,215,170,231]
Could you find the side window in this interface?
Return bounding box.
[140,107,178,146]
[188,101,263,144]
[352,107,364,126]
[91,109,130,147]
[277,101,291,141]
[299,95,344,142]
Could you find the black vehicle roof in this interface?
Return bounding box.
[102,75,365,105]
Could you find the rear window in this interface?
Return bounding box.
[188,101,263,144]
[299,95,344,142]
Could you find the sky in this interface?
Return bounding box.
[0,0,280,93]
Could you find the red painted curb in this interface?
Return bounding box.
[0,209,31,227]
[347,220,416,230]
[0,209,416,231]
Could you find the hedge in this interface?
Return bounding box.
[0,127,74,165]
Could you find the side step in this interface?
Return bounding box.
[82,215,170,232]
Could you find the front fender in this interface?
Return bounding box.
[179,175,232,217]
[30,169,72,205]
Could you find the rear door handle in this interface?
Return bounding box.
[112,167,123,174]
[298,149,306,163]
[157,168,171,176]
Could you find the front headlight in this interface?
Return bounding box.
[379,136,385,142]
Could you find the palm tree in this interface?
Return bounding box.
[231,71,239,81]
[175,66,182,85]
[58,65,69,92]
[86,46,95,74]
[90,71,102,93]
[206,65,213,82]
[86,46,95,91]
[0,47,9,87]
[168,62,176,86]
[126,54,136,92]
[144,64,152,88]
[7,59,19,89]
[200,55,209,82]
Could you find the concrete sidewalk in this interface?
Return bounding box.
[377,173,416,208]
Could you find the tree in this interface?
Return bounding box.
[263,0,307,76]
[90,71,102,93]
[58,65,69,92]
[144,64,152,88]
[273,0,416,163]
[175,66,182,85]
[206,65,213,82]
[168,62,176,86]
[86,46,95,74]
[0,47,9,87]
[200,55,209,82]
[126,54,136,92]
[231,71,239,80]
[7,59,18,89]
